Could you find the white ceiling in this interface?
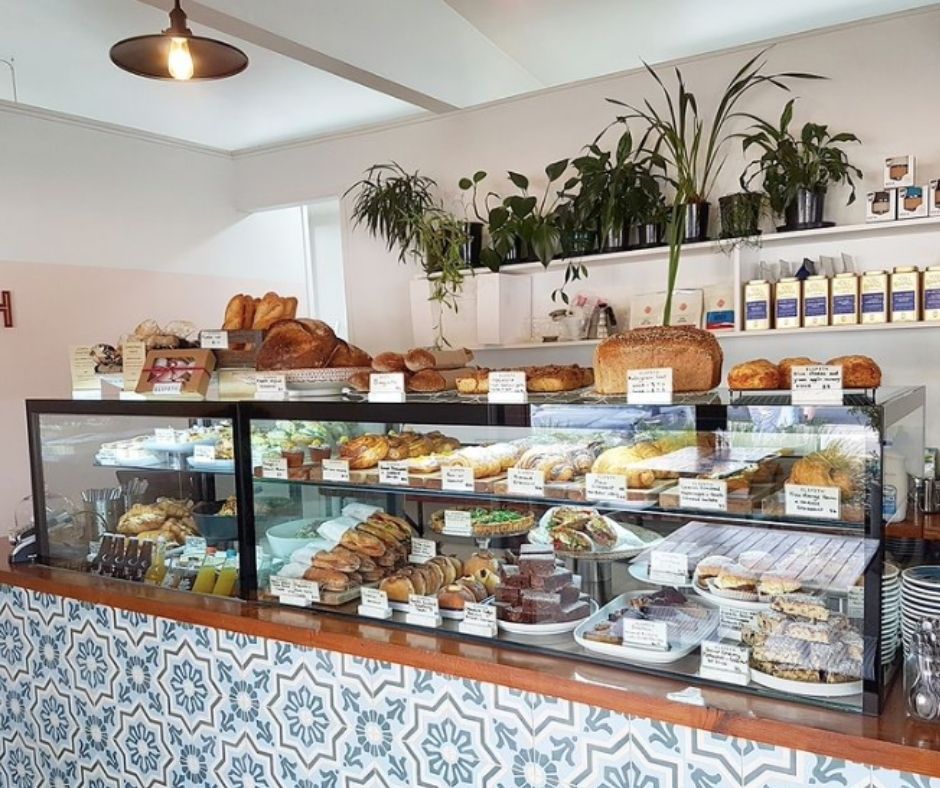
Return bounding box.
[0,0,935,151]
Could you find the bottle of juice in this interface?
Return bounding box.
[144,538,167,585]
[191,547,218,594]
[211,549,239,597]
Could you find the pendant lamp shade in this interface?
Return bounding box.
[110,1,248,81]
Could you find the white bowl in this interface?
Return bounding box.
[265,518,333,559]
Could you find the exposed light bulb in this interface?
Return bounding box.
[168,37,193,80]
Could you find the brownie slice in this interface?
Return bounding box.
[496,586,521,605]
[519,555,555,578]
[559,585,581,606]
[529,568,573,592]
[520,590,562,621]
[558,600,590,622]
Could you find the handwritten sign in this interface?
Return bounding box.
[368,373,406,403]
[487,371,527,404]
[627,368,673,404]
[585,473,628,502]
[784,484,840,520]
[678,478,728,512]
[791,365,843,404]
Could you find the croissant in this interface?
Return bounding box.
[516,447,575,482]
[441,446,502,478]
[339,435,389,469]
[591,446,657,489]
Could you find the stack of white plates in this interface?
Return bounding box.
[881,563,901,664]
[900,565,940,654]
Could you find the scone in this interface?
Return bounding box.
[777,357,820,388]
[826,355,882,388]
[727,359,781,390]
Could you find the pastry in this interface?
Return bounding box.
[777,357,820,388]
[695,555,733,583]
[456,575,488,602]
[347,370,371,392]
[526,365,585,393]
[379,574,416,603]
[592,326,723,394]
[440,446,503,478]
[372,352,406,373]
[437,584,477,610]
[590,445,658,488]
[757,572,801,597]
[771,593,830,622]
[475,568,500,595]
[430,556,458,586]
[826,355,882,388]
[727,359,781,390]
[422,561,446,593]
[515,446,576,482]
[404,347,474,372]
[713,564,759,591]
[340,529,387,557]
[788,446,859,498]
[463,550,499,578]
[339,434,390,469]
[455,368,490,394]
[302,566,350,592]
[367,512,414,540]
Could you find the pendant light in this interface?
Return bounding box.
[110,0,248,81]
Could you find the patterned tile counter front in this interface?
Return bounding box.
[0,583,937,788]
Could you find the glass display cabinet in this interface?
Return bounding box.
[25,387,926,715]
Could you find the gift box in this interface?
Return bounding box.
[136,349,216,399]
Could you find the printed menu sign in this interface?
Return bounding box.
[152,382,182,396]
[791,365,843,405]
[784,484,840,520]
[368,373,406,403]
[678,478,728,512]
[378,460,410,486]
[627,368,673,404]
[442,466,474,492]
[408,594,440,619]
[622,619,669,651]
[270,577,321,606]
[487,371,527,404]
[322,459,351,483]
[508,467,545,497]
[459,602,498,637]
[585,473,628,502]
[699,641,750,685]
[193,444,217,461]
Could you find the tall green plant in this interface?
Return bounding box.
[608,50,821,323]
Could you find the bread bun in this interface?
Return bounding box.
[406,369,448,393]
[379,574,415,603]
[463,550,499,578]
[347,371,371,392]
[422,560,446,593]
[437,583,476,610]
[340,529,386,557]
[527,365,584,393]
[429,556,457,585]
[339,435,389,469]
[593,326,722,394]
[366,512,413,541]
[826,355,882,388]
[457,575,488,602]
[373,352,406,373]
[405,347,474,372]
[312,549,360,573]
[777,357,820,389]
[475,567,500,595]
[302,566,350,591]
[727,359,781,390]
[223,294,255,330]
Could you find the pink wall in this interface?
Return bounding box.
[0,260,305,530]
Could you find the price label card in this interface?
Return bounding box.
[154,428,176,444]
[678,478,728,512]
[463,602,497,627]
[442,466,475,493]
[847,586,865,619]
[649,550,689,585]
[508,467,545,497]
[622,619,670,651]
[408,594,440,617]
[199,330,229,350]
[699,641,751,686]
[122,340,147,392]
[193,444,217,461]
[322,459,351,483]
[152,382,183,396]
[262,456,289,480]
[409,538,437,564]
[784,483,840,520]
[255,373,287,400]
[368,372,406,403]
[487,371,527,404]
[791,365,843,405]
[360,587,389,611]
[378,460,410,486]
[270,576,321,607]
[182,536,208,559]
[69,345,99,390]
[627,368,673,404]
[585,472,628,502]
[718,607,758,642]
[443,510,473,537]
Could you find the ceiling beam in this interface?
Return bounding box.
[134,0,457,113]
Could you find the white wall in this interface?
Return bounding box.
[0,105,309,529]
[235,9,940,339]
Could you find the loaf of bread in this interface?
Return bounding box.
[407,367,475,393]
[728,359,781,390]
[826,355,882,388]
[777,357,820,389]
[256,319,337,370]
[327,340,372,368]
[252,292,298,330]
[592,326,722,394]
[404,347,474,372]
[222,294,256,330]
[373,352,406,373]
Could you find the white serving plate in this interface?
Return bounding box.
[574,592,718,665]
[530,508,662,560]
[749,666,862,698]
[95,453,163,468]
[495,597,595,636]
[627,562,695,589]
[186,456,236,473]
[691,578,771,611]
[265,518,334,559]
[143,437,217,454]
[902,566,940,587]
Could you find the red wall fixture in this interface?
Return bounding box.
[0,290,13,328]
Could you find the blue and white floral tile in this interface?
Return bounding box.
[77,763,123,788]
[112,606,156,647]
[340,653,410,698]
[3,731,39,788]
[680,727,746,788]
[0,595,31,683]
[741,740,871,788]
[112,704,173,788]
[628,716,685,788]
[32,675,77,763]
[217,736,279,788]
[527,696,631,788]
[37,748,79,788]
[217,626,273,673]
[158,633,221,735]
[871,768,940,788]
[66,615,121,707]
[24,589,64,627]
[165,722,222,788]
[73,695,120,775]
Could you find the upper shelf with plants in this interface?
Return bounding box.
[346,50,865,346]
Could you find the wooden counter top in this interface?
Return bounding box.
[2,546,938,776]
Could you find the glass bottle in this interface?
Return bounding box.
[90,535,112,575]
[191,547,218,594]
[102,536,125,578]
[134,540,154,583]
[144,538,168,586]
[123,538,140,582]
[211,549,239,597]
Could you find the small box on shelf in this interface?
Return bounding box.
[866,189,897,223]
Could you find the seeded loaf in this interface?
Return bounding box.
[592,326,722,394]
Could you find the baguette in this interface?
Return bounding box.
[373,352,406,373]
[405,347,474,372]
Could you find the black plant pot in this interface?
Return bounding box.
[718,193,762,239]
[603,222,630,252]
[681,201,710,242]
[460,222,483,266]
[781,189,832,231]
[501,236,530,265]
[633,222,664,248]
[561,228,600,257]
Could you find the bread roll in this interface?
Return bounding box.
[373,352,406,373]
[379,574,415,603]
[406,367,475,393]
[256,319,337,370]
[313,549,360,573]
[347,371,371,392]
[405,347,474,372]
[437,583,476,610]
[777,357,820,389]
[223,294,255,330]
[527,365,584,393]
[592,326,722,394]
[727,359,781,390]
[456,369,490,394]
[826,355,882,388]
[302,567,350,592]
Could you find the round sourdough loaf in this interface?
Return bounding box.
[592,326,723,394]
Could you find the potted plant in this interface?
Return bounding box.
[346,162,471,347]
[609,50,820,322]
[629,162,669,248]
[718,191,763,239]
[741,99,862,231]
